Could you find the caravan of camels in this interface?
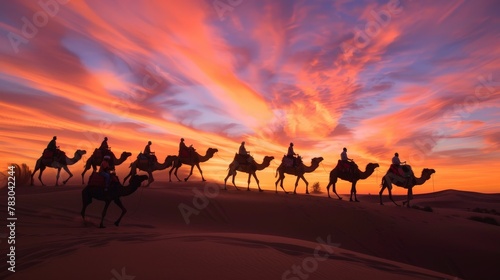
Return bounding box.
[31,136,436,207]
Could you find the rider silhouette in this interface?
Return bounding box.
[179,138,193,158]
[47,136,59,161]
[99,155,111,190]
[143,141,154,166]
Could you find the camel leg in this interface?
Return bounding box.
[349,181,359,202]
[81,160,91,184]
[62,166,73,185]
[253,173,262,192]
[294,175,309,194]
[113,198,127,227]
[184,165,195,182]
[275,173,287,194]
[403,187,413,207]
[37,165,46,186]
[185,163,205,182]
[173,166,182,182]
[147,171,154,186]
[388,187,399,206]
[81,190,92,224]
[55,167,61,186]
[247,172,252,191]
[327,178,342,200]
[197,164,206,182]
[100,200,112,228]
[231,172,239,191]
[379,183,386,205]
[381,176,399,206]
[223,171,231,190]
[31,160,41,186]
[81,168,87,184]
[169,165,177,182]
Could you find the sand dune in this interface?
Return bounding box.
[1,181,498,279]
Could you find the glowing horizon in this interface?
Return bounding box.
[1,0,499,194]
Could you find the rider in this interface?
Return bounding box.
[98,137,110,158]
[143,141,154,165]
[392,152,408,176]
[99,155,111,190]
[238,141,252,163]
[99,137,109,151]
[47,136,59,160]
[287,142,298,167]
[47,136,58,151]
[179,138,193,158]
[340,147,354,172]
[392,152,405,165]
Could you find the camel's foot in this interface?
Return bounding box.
[380,203,384,205]
[338,197,343,200]
[247,188,250,191]
[184,178,188,182]
[99,224,105,228]
[293,191,297,195]
[114,221,120,227]
[202,179,206,182]
[306,191,309,195]
[259,189,263,192]
[349,199,360,202]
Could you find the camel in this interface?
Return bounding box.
[379,167,436,207]
[31,149,87,186]
[169,148,218,182]
[275,156,324,194]
[123,155,177,186]
[81,150,132,184]
[326,162,379,202]
[81,174,149,228]
[223,155,274,191]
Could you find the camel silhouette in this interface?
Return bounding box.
[379,167,436,207]
[81,150,132,184]
[275,156,324,194]
[31,149,87,186]
[169,148,218,182]
[326,162,379,202]
[224,155,274,191]
[81,174,149,228]
[123,155,177,187]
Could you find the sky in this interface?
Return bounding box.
[0,0,499,194]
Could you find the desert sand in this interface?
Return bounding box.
[1,179,499,280]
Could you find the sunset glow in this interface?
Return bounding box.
[1,0,499,193]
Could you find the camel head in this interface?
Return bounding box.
[121,151,132,158]
[207,148,218,155]
[423,168,436,177]
[312,157,324,165]
[129,174,149,187]
[264,156,275,162]
[368,163,380,170]
[77,150,87,156]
